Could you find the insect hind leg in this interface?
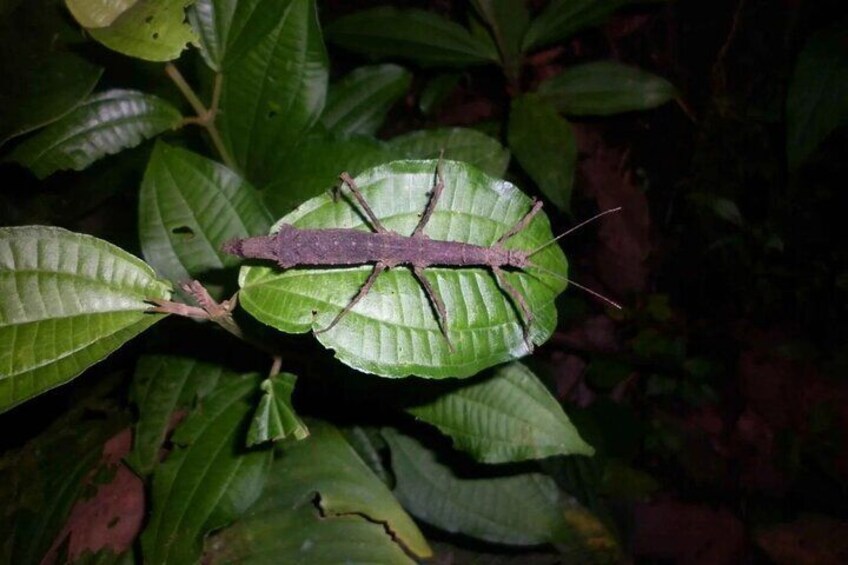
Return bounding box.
[411,155,446,238]
[315,262,387,335]
[338,172,388,234]
[491,266,534,351]
[412,266,454,352]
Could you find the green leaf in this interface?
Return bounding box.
[86,0,196,62]
[418,73,462,114]
[786,20,848,170]
[238,160,568,379]
[65,0,138,28]
[408,362,593,463]
[141,373,273,565]
[261,133,399,216]
[127,355,235,475]
[7,89,182,179]
[523,0,628,51]
[205,421,431,562]
[188,0,290,71]
[321,64,412,136]
[508,94,576,213]
[470,0,530,79]
[326,7,499,67]
[0,226,171,413]
[218,0,328,184]
[389,127,511,178]
[138,142,273,296]
[383,428,570,546]
[247,373,308,446]
[537,61,676,116]
[0,52,102,146]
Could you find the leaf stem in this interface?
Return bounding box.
[165,63,238,171]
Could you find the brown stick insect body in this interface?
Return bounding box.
[223,164,618,351]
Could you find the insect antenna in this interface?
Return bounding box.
[527,263,623,310]
[527,207,622,258]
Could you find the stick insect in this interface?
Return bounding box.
[222,162,620,351]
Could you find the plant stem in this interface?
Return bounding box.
[165,63,238,171]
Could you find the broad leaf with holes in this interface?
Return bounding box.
[320,64,412,136]
[141,373,272,564]
[0,226,171,413]
[206,421,430,562]
[407,362,593,463]
[8,90,181,179]
[537,61,676,116]
[218,0,328,184]
[247,373,308,445]
[238,160,568,379]
[326,7,498,67]
[138,142,273,296]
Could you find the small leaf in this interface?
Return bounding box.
[537,61,676,116]
[65,0,138,28]
[127,355,236,475]
[383,428,570,546]
[238,160,568,379]
[408,362,594,463]
[321,64,412,136]
[261,133,399,216]
[326,7,498,67]
[508,94,577,212]
[189,0,290,71]
[86,0,196,62]
[418,73,462,114]
[138,142,273,296]
[218,0,328,184]
[0,52,102,146]
[390,127,511,178]
[0,226,171,413]
[247,373,308,446]
[8,89,182,179]
[786,20,848,169]
[470,0,530,79]
[523,0,628,51]
[141,373,273,565]
[206,421,430,562]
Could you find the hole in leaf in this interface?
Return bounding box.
[171,226,195,240]
[145,15,153,24]
[267,110,277,119]
[152,32,160,40]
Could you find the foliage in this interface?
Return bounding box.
[3,0,844,562]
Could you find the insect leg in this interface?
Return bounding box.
[412,266,454,353]
[411,157,446,238]
[491,266,534,350]
[495,199,545,247]
[339,172,388,233]
[315,262,387,334]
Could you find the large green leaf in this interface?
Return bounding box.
[509,94,577,213]
[8,89,182,179]
[205,421,430,562]
[321,64,412,136]
[141,373,273,564]
[0,52,102,146]
[786,20,848,170]
[85,0,196,62]
[247,373,308,446]
[189,0,290,71]
[523,0,649,51]
[326,7,499,67]
[127,354,235,475]
[389,127,511,178]
[408,362,594,463]
[537,61,676,116]
[238,160,568,379]
[470,0,530,80]
[0,226,171,413]
[138,142,273,296]
[383,428,569,546]
[218,0,328,184]
[261,133,400,216]
[65,0,138,28]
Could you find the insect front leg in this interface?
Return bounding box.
[412,266,454,353]
[491,266,534,351]
[338,172,388,233]
[495,199,545,247]
[315,262,387,335]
